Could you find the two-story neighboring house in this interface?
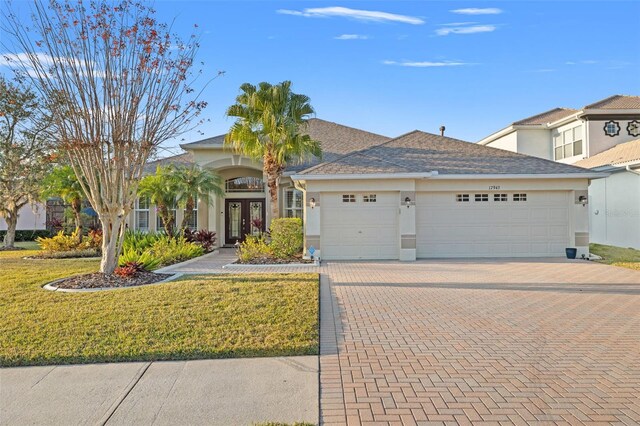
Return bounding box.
[478,95,640,249]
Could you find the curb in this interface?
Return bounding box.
[222,261,320,269]
[42,273,185,293]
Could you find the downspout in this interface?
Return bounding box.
[626,165,640,176]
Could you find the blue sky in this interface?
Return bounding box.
[4,1,640,155]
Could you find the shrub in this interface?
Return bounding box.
[184,229,217,252]
[118,247,162,271]
[86,229,103,249]
[123,230,166,252]
[269,218,303,259]
[237,234,271,263]
[0,229,51,242]
[35,249,99,259]
[37,230,85,252]
[151,237,204,265]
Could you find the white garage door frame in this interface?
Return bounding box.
[320,192,400,260]
[416,190,572,258]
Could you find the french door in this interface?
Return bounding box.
[224,199,266,245]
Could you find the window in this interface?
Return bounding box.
[475,194,489,202]
[342,194,356,203]
[157,199,177,232]
[363,194,377,203]
[554,126,583,160]
[285,189,303,218]
[183,196,198,231]
[134,197,150,231]
[225,177,264,192]
[456,194,469,202]
[494,194,508,202]
[513,193,527,202]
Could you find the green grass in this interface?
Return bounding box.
[12,241,40,250]
[590,243,640,271]
[0,249,319,367]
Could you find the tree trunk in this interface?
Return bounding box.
[72,198,83,243]
[180,196,195,232]
[3,208,18,248]
[264,152,282,221]
[158,203,174,238]
[99,214,126,274]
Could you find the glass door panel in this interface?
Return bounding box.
[228,201,242,240]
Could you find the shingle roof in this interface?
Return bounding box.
[574,139,640,169]
[180,118,391,172]
[513,108,578,125]
[300,130,595,176]
[584,95,640,110]
[143,152,194,173]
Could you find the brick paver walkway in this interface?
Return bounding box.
[319,260,640,425]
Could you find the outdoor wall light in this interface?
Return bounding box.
[309,197,316,209]
[404,196,412,208]
[578,195,587,206]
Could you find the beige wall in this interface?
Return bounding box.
[586,119,640,158]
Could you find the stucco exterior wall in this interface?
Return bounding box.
[586,119,640,157]
[516,129,552,159]
[0,204,47,231]
[485,131,518,153]
[589,170,640,249]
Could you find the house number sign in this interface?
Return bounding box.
[489,185,501,190]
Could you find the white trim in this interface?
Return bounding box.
[291,172,438,181]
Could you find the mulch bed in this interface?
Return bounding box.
[235,256,314,265]
[52,271,173,290]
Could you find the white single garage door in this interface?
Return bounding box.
[321,192,399,260]
[416,191,570,258]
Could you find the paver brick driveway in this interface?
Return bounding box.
[319,259,640,425]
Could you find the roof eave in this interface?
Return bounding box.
[291,172,439,181]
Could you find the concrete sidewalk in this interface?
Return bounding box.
[1,356,318,426]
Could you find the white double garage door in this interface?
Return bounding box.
[321,191,570,260]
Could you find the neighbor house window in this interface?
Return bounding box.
[183,196,198,231]
[456,194,469,202]
[134,197,150,231]
[285,189,303,218]
[494,194,508,202]
[363,194,377,203]
[157,199,177,232]
[513,193,527,202]
[474,194,489,202]
[342,194,356,203]
[554,126,583,160]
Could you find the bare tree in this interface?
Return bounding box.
[0,76,53,248]
[2,0,208,273]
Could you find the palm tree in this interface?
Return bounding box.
[225,81,321,219]
[169,165,223,232]
[41,165,85,242]
[138,166,178,238]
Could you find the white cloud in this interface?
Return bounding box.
[440,22,478,26]
[277,7,425,25]
[436,25,496,36]
[334,34,369,40]
[450,8,503,15]
[383,60,468,67]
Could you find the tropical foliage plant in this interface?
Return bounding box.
[41,165,85,242]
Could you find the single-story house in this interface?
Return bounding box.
[131,118,602,260]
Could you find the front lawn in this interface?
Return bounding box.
[0,249,318,367]
[590,243,640,271]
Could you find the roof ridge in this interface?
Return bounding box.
[308,118,391,139]
[583,94,640,109]
[512,107,578,126]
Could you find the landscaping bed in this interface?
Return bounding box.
[49,271,173,289]
[235,256,314,265]
[0,248,319,367]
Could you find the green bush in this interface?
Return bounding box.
[0,229,51,242]
[269,218,303,259]
[151,236,204,265]
[237,234,271,263]
[118,247,162,271]
[36,230,98,252]
[123,230,166,252]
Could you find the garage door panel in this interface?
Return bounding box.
[321,193,399,260]
[417,191,570,258]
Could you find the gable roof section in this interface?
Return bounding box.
[300,130,596,176]
[143,152,194,173]
[513,108,578,126]
[574,139,640,169]
[584,95,640,110]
